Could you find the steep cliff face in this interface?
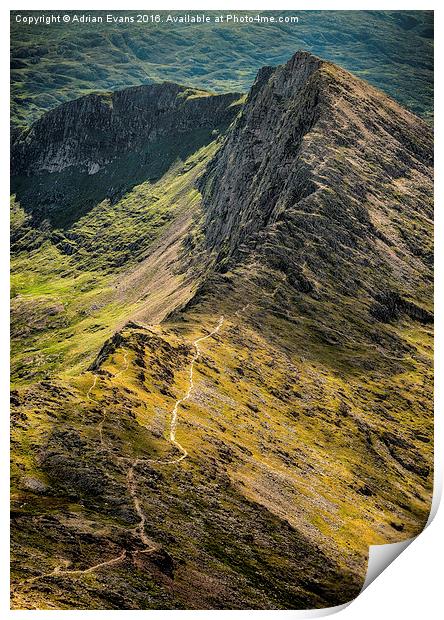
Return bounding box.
[200,51,433,305]
[10,52,433,611]
[200,52,323,253]
[11,82,242,228]
[12,83,241,176]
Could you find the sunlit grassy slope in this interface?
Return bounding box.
[11,264,433,609]
[11,10,433,132]
[10,47,433,610]
[11,139,219,385]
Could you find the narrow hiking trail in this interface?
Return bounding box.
[15,315,226,594]
[19,551,128,588]
[126,463,158,555]
[119,314,226,568]
[168,314,225,463]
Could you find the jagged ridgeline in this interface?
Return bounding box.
[11,84,242,228]
[11,52,433,610]
[10,10,433,133]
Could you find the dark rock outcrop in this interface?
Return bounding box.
[12,83,242,176]
[11,82,242,228]
[199,51,433,310]
[370,291,433,324]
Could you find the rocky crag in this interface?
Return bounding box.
[10,52,433,610]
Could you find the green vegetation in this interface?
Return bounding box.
[10,283,433,608]
[11,10,433,133]
[10,39,433,611]
[11,139,219,385]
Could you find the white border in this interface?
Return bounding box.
[2,2,441,618]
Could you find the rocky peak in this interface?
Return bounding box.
[12,83,242,176]
[199,50,433,301]
[199,51,327,255]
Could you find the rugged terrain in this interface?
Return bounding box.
[10,51,433,610]
[11,10,433,134]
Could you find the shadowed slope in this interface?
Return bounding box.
[10,51,433,610]
[11,83,242,227]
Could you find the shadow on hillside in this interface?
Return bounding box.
[11,126,218,230]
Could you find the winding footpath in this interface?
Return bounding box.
[16,315,225,594]
[168,314,224,463]
[20,551,128,588]
[18,285,410,596]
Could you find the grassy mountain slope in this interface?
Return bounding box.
[10,52,433,610]
[11,137,221,385]
[10,276,432,609]
[11,10,433,134]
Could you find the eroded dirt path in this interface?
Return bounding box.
[15,316,225,594]
[126,463,158,555]
[168,314,225,462]
[19,551,128,589]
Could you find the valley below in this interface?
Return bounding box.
[10,49,433,610]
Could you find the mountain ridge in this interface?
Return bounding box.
[12,83,242,175]
[11,82,242,229]
[10,50,433,610]
[10,10,434,132]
